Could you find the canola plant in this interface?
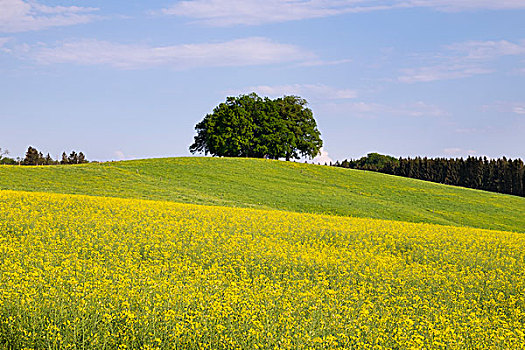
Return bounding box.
[0,190,524,349]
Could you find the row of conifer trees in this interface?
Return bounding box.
[333,153,524,197]
[0,146,88,165]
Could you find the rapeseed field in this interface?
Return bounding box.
[0,190,524,349]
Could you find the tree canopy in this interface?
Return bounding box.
[333,154,524,197]
[0,148,16,165]
[189,93,323,160]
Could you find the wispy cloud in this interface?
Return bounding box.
[399,39,525,83]
[513,106,525,115]
[320,101,448,118]
[160,0,525,26]
[443,148,477,156]
[160,0,404,26]
[482,101,525,115]
[19,37,316,69]
[0,0,98,33]
[414,0,525,12]
[227,84,357,100]
[298,58,352,67]
[114,150,126,161]
[399,64,492,83]
[0,37,10,49]
[454,127,491,134]
[446,40,525,59]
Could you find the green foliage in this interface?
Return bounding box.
[346,152,399,171]
[0,157,16,165]
[335,154,524,197]
[62,151,88,164]
[190,93,322,160]
[21,146,55,166]
[0,157,523,232]
[18,147,88,166]
[22,146,44,165]
[0,148,15,165]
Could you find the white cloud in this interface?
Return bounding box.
[443,148,477,156]
[447,40,525,59]
[227,84,357,100]
[483,101,525,115]
[160,0,525,26]
[412,0,525,11]
[298,58,352,67]
[514,106,525,115]
[320,100,448,118]
[403,101,449,117]
[454,127,487,134]
[160,0,404,26]
[313,147,333,165]
[22,37,315,69]
[0,0,98,33]
[114,150,125,160]
[399,39,525,83]
[0,37,10,52]
[399,64,493,83]
[444,147,462,155]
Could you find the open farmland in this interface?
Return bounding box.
[1,190,524,349]
[0,158,524,232]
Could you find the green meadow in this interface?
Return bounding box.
[0,157,523,232]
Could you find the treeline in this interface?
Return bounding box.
[0,146,88,165]
[333,153,524,197]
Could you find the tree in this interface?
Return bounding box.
[61,152,69,164]
[23,146,45,165]
[78,152,87,164]
[0,148,16,165]
[68,151,78,164]
[332,153,524,197]
[189,93,322,160]
[44,153,54,165]
[272,95,322,160]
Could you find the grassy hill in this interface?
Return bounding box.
[0,157,523,232]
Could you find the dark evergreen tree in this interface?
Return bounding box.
[44,153,54,165]
[331,153,524,197]
[22,146,44,165]
[61,152,68,164]
[78,152,87,164]
[68,151,78,164]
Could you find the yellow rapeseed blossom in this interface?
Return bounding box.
[0,190,524,349]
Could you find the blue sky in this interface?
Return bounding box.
[1,0,524,163]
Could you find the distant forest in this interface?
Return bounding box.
[0,146,88,165]
[332,153,524,197]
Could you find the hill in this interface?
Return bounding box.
[0,157,523,232]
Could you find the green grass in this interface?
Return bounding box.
[0,157,523,232]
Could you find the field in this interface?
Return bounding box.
[1,190,524,349]
[0,157,524,232]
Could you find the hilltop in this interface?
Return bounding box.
[0,157,523,232]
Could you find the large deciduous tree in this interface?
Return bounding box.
[189,93,322,160]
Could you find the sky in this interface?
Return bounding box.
[0,0,524,163]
